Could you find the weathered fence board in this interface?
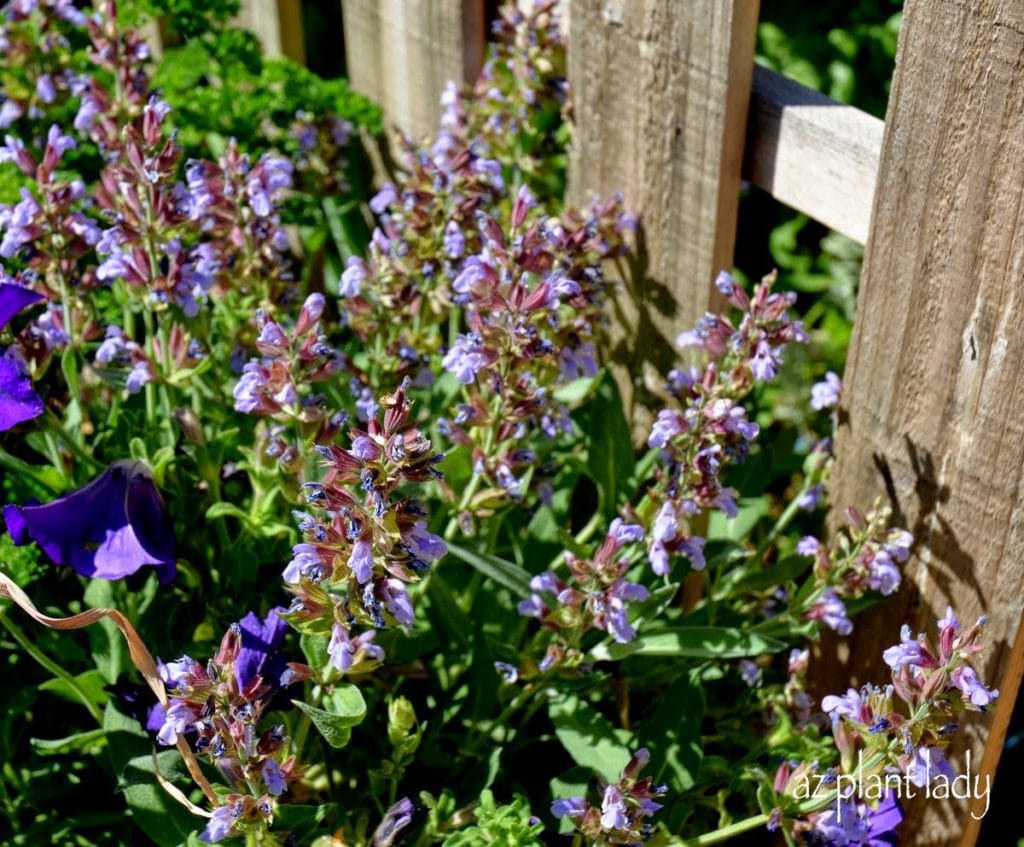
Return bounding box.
[340,0,485,141]
[827,1,1024,844]
[565,0,760,423]
[236,0,305,63]
[744,65,883,245]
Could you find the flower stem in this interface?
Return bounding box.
[0,609,103,725]
[45,410,103,473]
[753,473,817,563]
[671,813,770,846]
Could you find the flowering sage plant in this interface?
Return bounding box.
[0,2,997,847]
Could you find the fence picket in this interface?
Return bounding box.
[565,0,760,425]
[236,0,305,63]
[826,1,1024,844]
[341,0,485,141]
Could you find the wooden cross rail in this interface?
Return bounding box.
[745,64,883,245]
[254,2,1024,845]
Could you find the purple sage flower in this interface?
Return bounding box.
[374,797,415,847]
[811,371,842,410]
[906,746,956,788]
[261,759,286,795]
[812,588,853,636]
[198,803,239,843]
[3,460,177,583]
[369,183,398,215]
[442,333,489,384]
[340,256,367,297]
[750,341,782,381]
[882,625,925,670]
[349,539,374,583]
[797,536,821,557]
[951,666,998,708]
[551,796,586,819]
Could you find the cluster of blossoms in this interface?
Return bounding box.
[795,502,912,636]
[1,2,302,384]
[337,4,632,518]
[281,380,446,674]
[94,322,155,392]
[464,0,567,191]
[513,519,647,674]
[92,95,217,317]
[233,293,346,464]
[770,608,997,845]
[75,1,154,150]
[0,123,99,360]
[182,140,295,304]
[155,611,305,844]
[552,748,667,846]
[341,0,569,367]
[643,271,808,577]
[340,130,507,362]
[0,0,87,130]
[0,122,98,260]
[289,111,354,198]
[436,191,632,509]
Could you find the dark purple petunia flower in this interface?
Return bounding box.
[0,282,45,431]
[234,607,288,690]
[0,281,43,330]
[810,790,903,846]
[2,460,177,583]
[0,349,43,431]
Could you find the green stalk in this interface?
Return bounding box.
[155,314,175,445]
[0,610,103,725]
[45,410,103,473]
[752,472,819,563]
[671,813,770,846]
[0,447,60,493]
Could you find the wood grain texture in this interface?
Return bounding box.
[565,0,759,426]
[825,2,1024,844]
[236,0,306,63]
[341,0,485,141]
[744,65,883,244]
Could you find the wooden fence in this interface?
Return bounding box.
[242,1,1023,845]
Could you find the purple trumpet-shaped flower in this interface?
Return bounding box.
[0,281,43,329]
[0,349,43,431]
[234,608,289,691]
[600,785,628,830]
[0,283,45,430]
[551,796,586,819]
[811,790,902,846]
[261,759,286,796]
[3,460,177,583]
